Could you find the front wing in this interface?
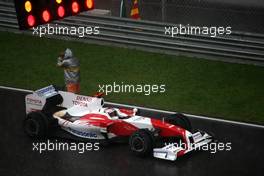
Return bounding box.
[153,131,213,161]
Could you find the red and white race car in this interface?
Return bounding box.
[24,85,213,161]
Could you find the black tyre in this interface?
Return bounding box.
[165,113,192,132]
[24,112,49,138]
[129,129,154,157]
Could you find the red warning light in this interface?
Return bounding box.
[72,1,79,13]
[42,10,50,22]
[27,15,35,27]
[57,6,65,17]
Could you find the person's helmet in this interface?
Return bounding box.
[64,48,73,58]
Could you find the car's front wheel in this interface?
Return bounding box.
[129,129,154,157]
[165,113,192,132]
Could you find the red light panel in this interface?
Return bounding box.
[15,0,95,30]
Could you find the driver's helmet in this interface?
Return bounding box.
[105,108,117,117]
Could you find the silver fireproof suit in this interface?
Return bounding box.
[57,48,80,84]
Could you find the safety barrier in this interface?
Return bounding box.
[0,1,263,65]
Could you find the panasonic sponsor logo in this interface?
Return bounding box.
[35,85,57,97]
[68,128,97,138]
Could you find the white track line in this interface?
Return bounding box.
[0,86,32,93]
[1,85,264,129]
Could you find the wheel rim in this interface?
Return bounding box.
[25,119,39,136]
[131,136,145,152]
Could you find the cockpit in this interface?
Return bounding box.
[103,108,136,120]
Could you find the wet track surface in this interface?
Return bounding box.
[0,88,264,176]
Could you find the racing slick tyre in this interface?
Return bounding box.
[165,113,192,132]
[24,111,51,138]
[129,129,154,157]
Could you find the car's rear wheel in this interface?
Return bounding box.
[24,112,50,138]
[129,129,154,157]
[165,113,192,132]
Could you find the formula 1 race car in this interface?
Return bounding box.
[24,85,213,161]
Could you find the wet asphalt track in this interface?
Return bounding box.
[0,88,264,176]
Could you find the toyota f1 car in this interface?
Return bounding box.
[24,85,213,161]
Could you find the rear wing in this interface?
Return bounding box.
[25,85,104,114]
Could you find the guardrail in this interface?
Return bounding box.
[0,1,264,65]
